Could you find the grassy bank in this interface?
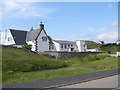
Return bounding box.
[85,41,101,49]
[3,47,68,72]
[100,45,120,54]
[85,41,120,54]
[2,47,118,85]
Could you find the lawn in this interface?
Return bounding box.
[2,47,118,85]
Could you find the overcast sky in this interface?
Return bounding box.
[0,1,118,43]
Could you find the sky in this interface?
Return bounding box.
[0,1,118,43]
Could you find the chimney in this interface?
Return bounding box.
[40,22,44,30]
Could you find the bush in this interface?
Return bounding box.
[22,43,32,50]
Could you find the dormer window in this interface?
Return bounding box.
[42,36,47,41]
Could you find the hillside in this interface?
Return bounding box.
[85,41,120,54]
[85,41,101,49]
[100,45,120,54]
[2,47,68,72]
[2,47,118,85]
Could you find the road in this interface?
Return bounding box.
[60,75,119,88]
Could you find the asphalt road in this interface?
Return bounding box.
[60,75,118,88]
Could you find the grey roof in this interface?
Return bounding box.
[26,29,41,41]
[47,36,54,44]
[53,40,76,44]
[10,29,27,45]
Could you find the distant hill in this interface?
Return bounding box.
[85,41,120,54]
[85,41,101,49]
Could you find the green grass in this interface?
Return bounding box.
[3,56,118,85]
[85,41,120,54]
[85,41,101,49]
[2,47,118,85]
[2,47,68,72]
[100,45,120,54]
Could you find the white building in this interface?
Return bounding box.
[0,29,27,48]
[1,22,87,53]
[116,40,120,45]
[26,22,49,54]
[50,40,87,52]
[86,48,99,52]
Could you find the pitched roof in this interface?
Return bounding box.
[10,29,27,45]
[26,29,41,41]
[53,40,76,44]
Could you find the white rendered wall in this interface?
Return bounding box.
[86,49,98,52]
[37,30,49,53]
[4,30,15,45]
[52,41,60,51]
[117,52,120,56]
[53,41,78,52]
[26,40,36,51]
[76,40,87,52]
[59,43,78,52]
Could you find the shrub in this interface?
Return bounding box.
[22,43,32,50]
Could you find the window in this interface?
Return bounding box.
[84,44,86,47]
[49,44,54,50]
[68,44,70,47]
[64,44,67,49]
[71,44,73,47]
[61,44,64,49]
[8,37,12,41]
[42,36,47,41]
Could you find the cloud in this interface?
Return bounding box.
[2,1,54,19]
[109,21,118,28]
[88,27,95,32]
[97,31,118,42]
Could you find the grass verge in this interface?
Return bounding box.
[2,47,118,85]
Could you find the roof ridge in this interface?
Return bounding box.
[10,29,27,32]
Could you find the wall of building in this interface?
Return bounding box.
[44,51,107,59]
[52,41,60,51]
[76,40,87,52]
[86,48,98,52]
[26,40,36,51]
[4,29,15,45]
[37,30,49,54]
[53,41,79,52]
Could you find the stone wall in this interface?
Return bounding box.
[44,51,107,59]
